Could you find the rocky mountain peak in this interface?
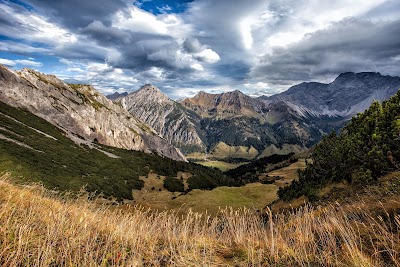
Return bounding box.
[129,84,170,104]
[106,92,128,100]
[194,91,208,98]
[265,71,400,118]
[114,84,205,153]
[181,89,265,119]
[140,84,162,92]
[0,65,186,161]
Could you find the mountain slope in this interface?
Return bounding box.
[116,84,206,153]
[181,91,332,157]
[0,100,234,199]
[178,72,400,160]
[278,89,400,201]
[264,72,400,118]
[0,65,185,161]
[181,90,266,119]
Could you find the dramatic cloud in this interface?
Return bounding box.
[0,0,399,98]
[251,18,400,85]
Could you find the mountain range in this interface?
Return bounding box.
[1,63,399,164]
[112,72,400,161]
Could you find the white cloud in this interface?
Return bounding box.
[264,0,386,49]
[0,40,49,54]
[244,81,269,89]
[193,49,220,64]
[190,63,204,71]
[113,6,169,35]
[0,58,15,66]
[0,58,42,67]
[0,2,77,45]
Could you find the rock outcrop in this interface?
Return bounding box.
[116,84,205,154]
[181,90,266,119]
[262,72,400,118]
[0,65,185,161]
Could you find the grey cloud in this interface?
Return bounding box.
[108,39,189,72]
[24,0,129,29]
[212,62,250,81]
[0,3,43,39]
[81,21,132,45]
[79,20,201,74]
[182,37,204,53]
[0,41,49,55]
[363,0,400,21]
[186,0,266,58]
[53,42,110,62]
[252,18,400,84]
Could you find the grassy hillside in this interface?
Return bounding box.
[0,101,234,200]
[1,173,399,266]
[128,159,309,214]
[225,153,296,183]
[278,90,400,201]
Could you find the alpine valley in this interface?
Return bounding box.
[112,71,400,163]
[1,65,400,266]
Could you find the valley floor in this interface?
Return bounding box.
[129,159,308,215]
[1,173,399,266]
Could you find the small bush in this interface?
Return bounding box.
[163,176,184,192]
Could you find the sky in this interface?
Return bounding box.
[0,0,399,99]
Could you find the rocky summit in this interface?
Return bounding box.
[0,65,185,161]
[262,72,400,118]
[181,90,266,119]
[106,91,128,101]
[115,84,206,154]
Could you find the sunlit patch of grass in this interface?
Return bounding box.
[196,160,246,171]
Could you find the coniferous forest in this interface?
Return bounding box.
[279,90,400,201]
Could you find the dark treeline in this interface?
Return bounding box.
[279,90,400,201]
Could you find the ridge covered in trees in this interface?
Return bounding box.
[278,90,400,201]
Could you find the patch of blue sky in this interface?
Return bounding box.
[2,0,34,11]
[134,0,192,14]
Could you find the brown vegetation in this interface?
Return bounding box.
[0,173,399,266]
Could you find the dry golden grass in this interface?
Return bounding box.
[1,173,399,266]
[267,158,309,187]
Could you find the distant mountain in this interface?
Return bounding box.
[115,84,206,154]
[181,90,266,119]
[278,88,400,201]
[182,91,326,158]
[106,91,128,100]
[108,72,400,161]
[262,72,400,118]
[0,65,185,161]
[179,72,400,160]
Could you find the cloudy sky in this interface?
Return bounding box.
[0,0,399,98]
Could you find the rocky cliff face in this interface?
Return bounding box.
[181,90,266,119]
[0,65,185,161]
[115,84,205,154]
[263,72,400,118]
